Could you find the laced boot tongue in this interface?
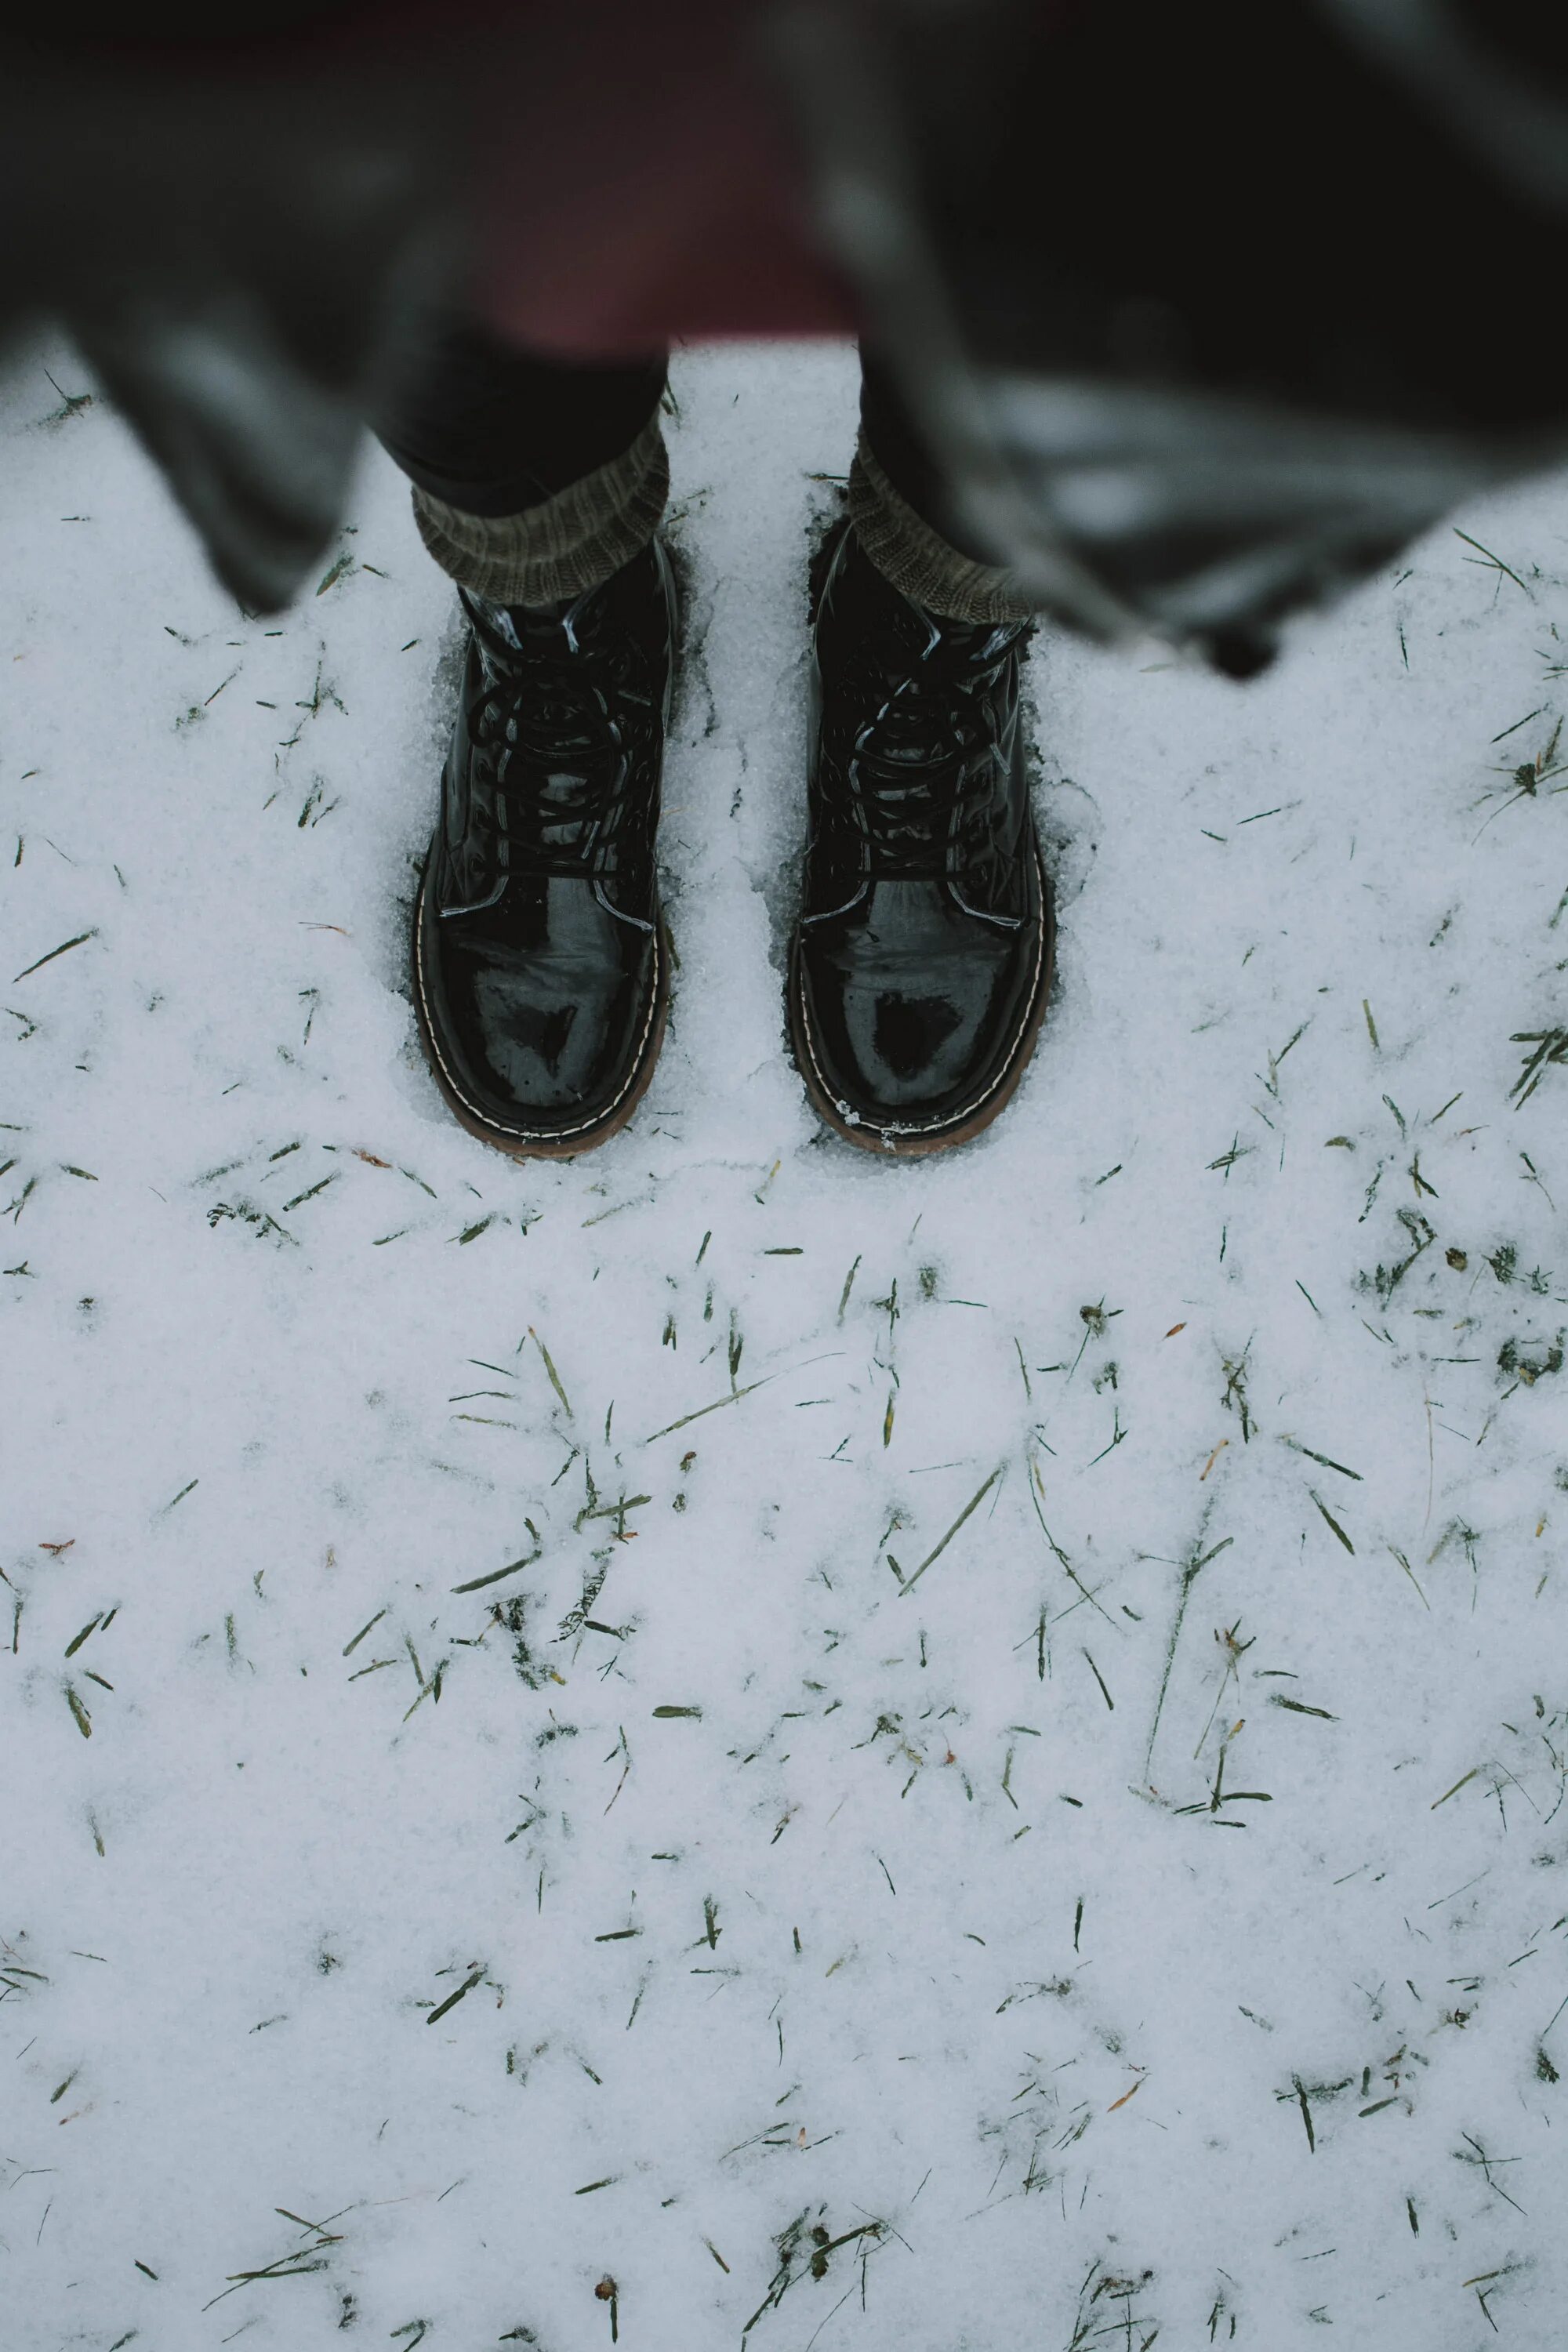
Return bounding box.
[853,623,1027,881]
[466,590,623,873]
[495,593,572,637]
[858,701,966,876]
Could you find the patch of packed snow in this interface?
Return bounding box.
[2,340,1566,2352]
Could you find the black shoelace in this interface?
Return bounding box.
[842,617,1028,880]
[468,598,652,877]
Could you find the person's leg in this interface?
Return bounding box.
[379,317,677,1160]
[786,343,1050,1156]
[376,314,669,607]
[852,347,1034,627]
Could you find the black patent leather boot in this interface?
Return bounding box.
[413,540,676,1157]
[789,524,1054,1154]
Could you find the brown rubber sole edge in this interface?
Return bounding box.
[786,852,1056,1159]
[412,869,670,1162]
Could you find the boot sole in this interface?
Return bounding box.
[787,843,1055,1159]
[412,868,670,1161]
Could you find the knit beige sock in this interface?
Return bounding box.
[848,431,1036,625]
[411,412,668,607]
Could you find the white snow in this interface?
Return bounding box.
[2,339,1566,2352]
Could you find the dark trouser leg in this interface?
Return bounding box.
[373,315,670,606]
[854,347,1034,625]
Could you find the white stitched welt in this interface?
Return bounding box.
[415,877,663,1142]
[797,843,1048,1140]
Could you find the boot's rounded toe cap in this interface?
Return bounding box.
[416,873,664,1152]
[792,877,1051,1152]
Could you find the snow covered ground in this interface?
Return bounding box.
[3,339,1566,2352]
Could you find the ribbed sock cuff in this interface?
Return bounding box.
[411,414,669,607]
[848,432,1036,626]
